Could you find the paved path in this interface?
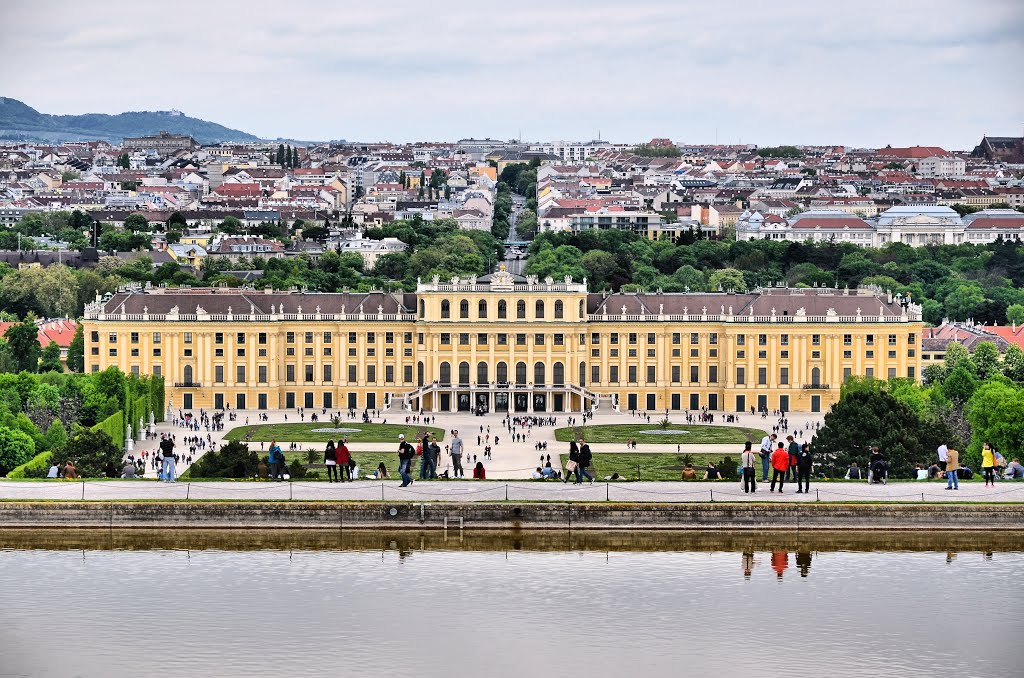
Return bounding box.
[129,408,808,481]
[2,478,1021,503]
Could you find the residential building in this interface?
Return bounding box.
[917,156,966,178]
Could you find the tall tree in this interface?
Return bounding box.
[66,324,84,373]
[291,146,299,168]
[276,144,285,166]
[3,321,40,373]
[38,341,63,373]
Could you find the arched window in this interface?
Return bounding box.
[811,367,821,387]
[458,361,470,385]
[579,361,586,387]
[515,361,527,385]
[417,361,424,387]
[418,299,425,318]
[534,361,546,385]
[498,300,507,319]
[517,300,526,319]
[535,300,545,319]
[459,299,469,319]
[439,362,451,385]
[478,300,487,319]
[477,361,488,384]
[553,362,564,385]
[183,365,193,384]
[497,361,508,384]
[554,300,564,319]
[441,300,450,319]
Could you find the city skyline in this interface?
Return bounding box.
[2,0,1022,149]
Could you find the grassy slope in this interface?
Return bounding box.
[560,453,740,481]
[223,423,445,443]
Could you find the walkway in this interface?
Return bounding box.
[132,407,817,481]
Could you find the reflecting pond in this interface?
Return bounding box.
[1,530,1020,678]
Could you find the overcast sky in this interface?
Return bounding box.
[2,0,1022,149]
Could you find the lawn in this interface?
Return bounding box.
[553,423,767,445]
[560,453,740,481]
[275,450,439,480]
[223,422,445,444]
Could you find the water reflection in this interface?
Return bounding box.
[1,530,1020,678]
[1,528,1020,556]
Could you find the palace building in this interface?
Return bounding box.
[83,266,924,415]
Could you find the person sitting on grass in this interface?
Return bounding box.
[844,462,862,480]
[531,467,545,479]
[541,463,560,479]
[473,461,486,479]
[1004,458,1024,480]
[681,464,697,481]
[371,462,389,480]
[64,460,78,480]
[704,462,723,480]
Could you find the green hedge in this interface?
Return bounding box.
[7,450,53,478]
[92,410,125,450]
[151,374,165,422]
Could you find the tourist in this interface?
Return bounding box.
[372,462,390,480]
[981,442,996,487]
[160,434,177,483]
[451,430,465,478]
[786,435,800,482]
[337,439,352,481]
[257,459,268,479]
[945,448,960,490]
[845,462,862,480]
[704,462,722,480]
[578,439,595,485]
[531,467,545,479]
[428,439,441,479]
[770,442,789,493]
[397,434,415,487]
[419,432,434,480]
[681,464,697,481]
[796,443,813,494]
[473,461,486,479]
[268,440,285,480]
[759,433,777,482]
[564,440,581,484]
[740,441,757,493]
[541,463,559,479]
[869,447,887,485]
[46,463,59,479]
[121,461,137,479]
[64,460,78,479]
[325,439,339,483]
[994,449,1007,477]
[937,443,948,474]
[1003,458,1024,479]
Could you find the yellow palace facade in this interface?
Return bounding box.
[83,267,924,415]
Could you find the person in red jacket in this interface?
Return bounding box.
[770,441,789,493]
[336,439,352,481]
[473,461,486,479]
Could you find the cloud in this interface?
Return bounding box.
[1,0,1021,148]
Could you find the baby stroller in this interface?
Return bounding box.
[869,458,888,484]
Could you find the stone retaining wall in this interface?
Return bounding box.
[2,502,1021,530]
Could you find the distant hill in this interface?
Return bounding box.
[0,97,261,144]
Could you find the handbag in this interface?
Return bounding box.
[566,460,578,471]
